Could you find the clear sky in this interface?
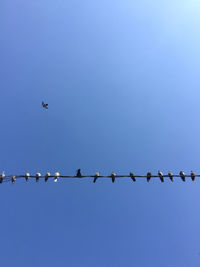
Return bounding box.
[1,0,200,266]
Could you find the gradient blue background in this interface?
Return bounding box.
[1,1,200,266]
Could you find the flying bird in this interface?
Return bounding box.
[42,101,48,109]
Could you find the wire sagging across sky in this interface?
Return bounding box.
[0,170,198,184]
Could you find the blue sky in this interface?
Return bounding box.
[1,0,200,266]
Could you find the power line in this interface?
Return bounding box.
[0,170,198,184]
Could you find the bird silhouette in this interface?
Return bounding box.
[111,172,116,183]
[93,172,100,183]
[45,172,50,182]
[147,172,151,182]
[0,171,5,183]
[158,170,164,183]
[25,172,30,182]
[180,171,186,182]
[36,172,41,182]
[12,175,16,184]
[42,101,48,109]
[191,171,195,182]
[76,169,82,177]
[168,171,173,182]
[130,172,136,182]
[54,172,60,182]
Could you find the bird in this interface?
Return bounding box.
[158,170,164,183]
[191,171,195,182]
[12,175,16,184]
[111,172,116,183]
[130,172,136,182]
[0,171,5,184]
[54,172,60,182]
[36,172,41,182]
[93,172,100,183]
[147,172,151,182]
[25,172,30,182]
[168,171,173,182]
[42,101,48,109]
[45,172,50,182]
[76,169,82,177]
[180,171,186,182]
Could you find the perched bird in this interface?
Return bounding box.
[25,172,30,182]
[0,171,5,184]
[54,172,60,182]
[191,171,195,182]
[111,172,116,183]
[36,172,41,182]
[42,101,48,109]
[147,172,151,182]
[180,171,186,182]
[158,170,164,183]
[93,172,100,183]
[76,169,82,177]
[45,172,51,182]
[12,175,16,184]
[168,171,173,182]
[130,172,136,182]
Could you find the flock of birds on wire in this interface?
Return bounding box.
[0,102,195,185]
[0,169,198,184]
